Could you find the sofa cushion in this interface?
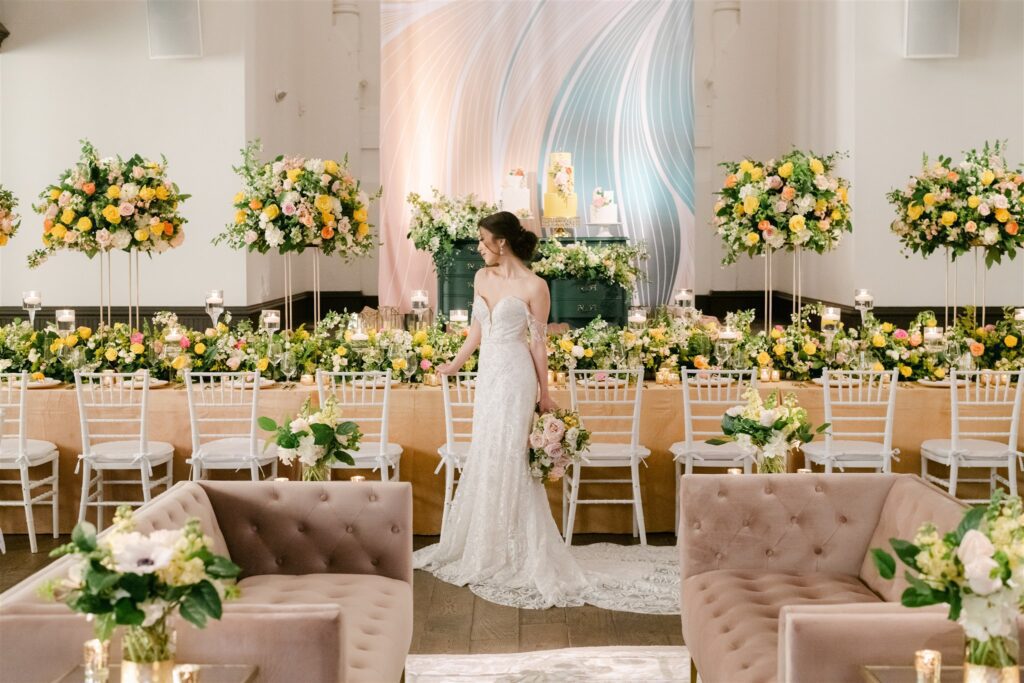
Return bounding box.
[682,570,881,683]
[859,476,967,601]
[234,573,412,683]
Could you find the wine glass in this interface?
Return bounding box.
[205,289,225,328]
[404,354,418,383]
[280,351,297,387]
[22,291,41,329]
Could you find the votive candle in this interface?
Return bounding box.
[350,475,367,482]
[914,649,940,683]
[727,468,743,475]
[771,370,781,382]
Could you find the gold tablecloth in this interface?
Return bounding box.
[0,381,1004,535]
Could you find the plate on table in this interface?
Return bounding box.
[27,377,62,389]
[917,378,969,388]
[351,378,401,389]
[687,376,735,387]
[227,378,276,389]
[811,377,862,387]
[578,377,628,388]
[123,378,170,389]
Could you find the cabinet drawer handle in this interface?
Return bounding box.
[576,303,598,313]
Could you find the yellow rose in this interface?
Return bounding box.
[995,208,1010,223]
[31,372,44,382]
[256,357,270,372]
[130,342,145,355]
[314,195,333,212]
[233,191,245,204]
[778,161,794,179]
[623,331,636,345]
[357,223,370,238]
[49,339,64,353]
[217,322,228,333]
[773,343,787,357]
[934,367,947,379]
[926,318,937,327]
[981,170,996,186]
[968,195,981,209]
[134,229,150,242]
[814,199,827,214]
[838,187,848,204]
[809,158,825,175]
[335,345,348,357]
[77,326,92,339]
[286,168,303,183]
[749,167,764,181]
[1006,335,1019,348]
[745,232,760,246]
[263,204,280,220]
[831,208,843,221]
[742,195,759,215]
[732,203,745,218]
[353,207,368,223]
[391,358,408,371]
[155,186,170,201]
[789,215,806,232]
[234,210,247,224]
[324,160,340,175]
[104,348,118,362]
[584,348,594,358]
[139,187,156,201]
[172,355,188,370]
[907,204,924,221]
[899,365,912,378]
[941,211,957,226]
[739,160,754,174]
[194,342,207,355]
[420,344,434,359]
[51,223,68,239]
[77,216,93,232]
[559,339,574,353]
[102,205,122,225]
[756,351,771,367]
[321,211,335,225]
[882,323,894,333]
[923,192,937,206]
[65,334,79,348]
[344,331,353,342]
[802,342,817,356]
[106,185,121,199]
[872,362,885,372]
[60,208,75,225]
[872,334,886,348]
[49,188,61,200]
[770,328,783,339]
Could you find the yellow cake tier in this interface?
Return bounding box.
[543,192,578,218]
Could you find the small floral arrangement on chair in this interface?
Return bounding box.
[528,408,591,483]
[260,396,362,480]
[42,506,240,667]
[707,388,824,473]
[871,492,1024,676]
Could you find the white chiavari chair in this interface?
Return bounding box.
[803,369,899,474]
[565,368,648,545]
[316,370,402,481]
[184,371,277,481]
[438,372,477,533]
[0,372,59,552]
[74,370,173,528]
[670,368,757,534]
[921,369,1024,502]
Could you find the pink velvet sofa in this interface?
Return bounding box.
[0,480,413,683]
[679,473,981,683]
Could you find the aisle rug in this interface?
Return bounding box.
[406,646,692,682]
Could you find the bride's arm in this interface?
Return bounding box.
[436,319,481,375]
[527,286,557,413]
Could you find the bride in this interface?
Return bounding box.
[413,211,677,613]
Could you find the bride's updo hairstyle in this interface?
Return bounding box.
[479,211,539,261]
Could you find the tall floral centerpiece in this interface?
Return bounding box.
[708,388,824,473]
[43,507,240,680]
[872,493,1024,680]
[715,150,852,326]
[260,396,362,481]
[216,141,379,324]
[406,188,498,271]
[0,184,20,247]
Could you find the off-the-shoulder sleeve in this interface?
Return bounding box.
[526,310,547,343]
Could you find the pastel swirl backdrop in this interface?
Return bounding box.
[380,0,694,308]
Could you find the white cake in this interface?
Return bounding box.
[499,168,532,218]
[590,187,618,224]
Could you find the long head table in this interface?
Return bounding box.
[0,381,1007,535]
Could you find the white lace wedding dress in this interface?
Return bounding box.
[413,295,678,614]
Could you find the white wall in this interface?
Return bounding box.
[0,0,248,308]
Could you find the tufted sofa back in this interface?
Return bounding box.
[199,480,413,584]
[858,475,966,601]
[679,473,897,580]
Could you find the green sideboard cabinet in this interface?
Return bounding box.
[435,237,629,327]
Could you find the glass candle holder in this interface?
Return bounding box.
[260,309,281,333]
[411,289,429,311]
[821,307,841,335]
[83,638,109,681]
[55,309,75,337]
[853,288,874,311]
[173,664,202,683]
[22,290,41,328]
[627,306,647,328]
[914,649,940,683]
[923,326,944,354]
[205,289,224,328]
[673,288,695,310]
[449,309,469,325]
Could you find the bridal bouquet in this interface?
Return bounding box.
[528,408,591,483]
[216,140,378,259]
[888,141,1024,266]
[259,396,362,481]
[708,388,823,473]
[714,149,852,265]
[43,506,240,664]
[871,492,1024,674]
[406,188,498,270]
[29,140,190,268]
[0,184,20,247]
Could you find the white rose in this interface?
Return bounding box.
[958,529,996,565]
[571,345,585,359]
[759,409,778,427]
[121,183,139,200]
[982,226,999,245]
[993,195,1009,210]
[963,556,1003,595]
[297,434,319,466]
[726,405,743,417]
[289,418,310,434]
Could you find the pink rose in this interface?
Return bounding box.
[119,202,135,217]
[595,371,608,382]
[550,463,566,480]
[530,432,546,449]
[420,359,432,370]
[132,166,145,179]
[130,332,144,344]
[544,443,566,461]
[96,229,112,248]
[909,333,922,347]
[180,337,190,349]
[244,230,258,244]
[894,329,908,340]
[767,175,783,190]
[235,339,246,349]
[544,417,565,442]
[226,356,242,371]
[282,202,296,217]
[170,231,185,248]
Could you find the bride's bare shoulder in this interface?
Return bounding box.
[523,272,549,298]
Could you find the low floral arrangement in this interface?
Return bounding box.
[215,140,377,258]
[0,184,20,247]
[714,149,852,265]
[43,506,240,665]
[708,388,824,473]
[406,188,497,270]
[260,396,362,480]
[888,141,1024,267]
[531,239,648,292]
[29,140,189,268]
[871,492,1024,673]
[528,408,590,483]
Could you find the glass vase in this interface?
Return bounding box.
[121,620,175,683]
[756,454,786,474]
[302,462,329,481]
[964,636,1020,683]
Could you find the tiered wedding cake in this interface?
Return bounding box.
[542,152,577,218]
[589,187,618,224]
[499,168,532,218]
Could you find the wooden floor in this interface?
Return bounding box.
[1,533,683,656]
